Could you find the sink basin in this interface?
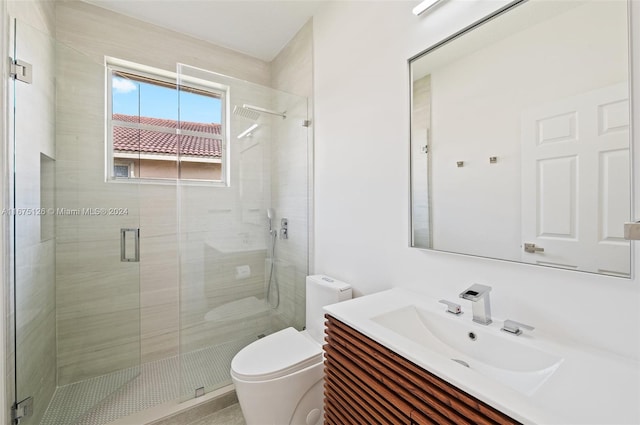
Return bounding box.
[371,305,563,396]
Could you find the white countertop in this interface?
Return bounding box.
[323,288,640,425]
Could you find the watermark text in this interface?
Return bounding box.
[2,207,129,216]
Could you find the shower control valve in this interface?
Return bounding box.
[280,218,288,240]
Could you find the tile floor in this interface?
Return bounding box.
[40,337,253,425]
[187,403,246,425]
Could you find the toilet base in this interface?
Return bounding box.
[232,361,324,425]
[290,379,323,425]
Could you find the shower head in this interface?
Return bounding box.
[233,105,261,122]
[243,104,287,119]
[267,208,275,234]
[233,104,287,120]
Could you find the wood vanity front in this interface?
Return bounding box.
[323,314,521,425]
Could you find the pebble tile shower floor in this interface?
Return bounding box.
[40,337,253,425]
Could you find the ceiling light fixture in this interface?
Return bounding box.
[413,0,443,16]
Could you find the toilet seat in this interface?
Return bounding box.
[231,327,323,382]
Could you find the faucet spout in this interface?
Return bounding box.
[459,284,492,325]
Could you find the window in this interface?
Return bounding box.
[113,162,134,178]
[107,60,226,183]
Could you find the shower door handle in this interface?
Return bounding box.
[120,228,140,262]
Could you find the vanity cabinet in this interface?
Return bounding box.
[323,314,521,425]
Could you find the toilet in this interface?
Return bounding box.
[231,275,352,425]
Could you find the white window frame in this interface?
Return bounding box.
[106,58,228,186]
[113,161,135,178]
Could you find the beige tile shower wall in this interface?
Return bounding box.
[6,1,57,423]
[177,156,271,355]
[176,68,273,358]
[8,0,55,36]
[180,244,268,354]
[54,1,271,380]
[411,75,431,247]
[55,1,270,87]
[55,40,142,385]
[270,20,314,100]
[269,20,313,331]
[139,186,179,363]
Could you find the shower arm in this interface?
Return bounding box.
[243,104,286,119]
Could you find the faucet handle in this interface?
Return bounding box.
[501,319,534,336]
[439,299,462,315]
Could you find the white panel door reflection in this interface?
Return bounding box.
[521,83,630,276]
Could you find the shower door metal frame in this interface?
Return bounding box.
[2,4,11,423]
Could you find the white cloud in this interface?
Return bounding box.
[112,77,137,94]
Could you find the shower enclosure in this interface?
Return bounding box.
[8,17,309,425]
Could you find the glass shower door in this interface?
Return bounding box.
[176,64,309,400]
[10,18,141,425]
[9,17,57,425]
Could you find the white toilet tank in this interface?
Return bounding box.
[305,275,352,344]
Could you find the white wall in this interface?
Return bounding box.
[313,0,640,361]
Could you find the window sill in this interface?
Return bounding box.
[106,177,228,187]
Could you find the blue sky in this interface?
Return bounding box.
[112,76,222,124]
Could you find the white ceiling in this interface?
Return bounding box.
[83,0,324,62]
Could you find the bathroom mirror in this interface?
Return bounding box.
[410,0,632,277]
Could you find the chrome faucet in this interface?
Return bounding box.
[459,284,492,325]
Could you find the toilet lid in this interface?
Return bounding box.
[231,327,323,382]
